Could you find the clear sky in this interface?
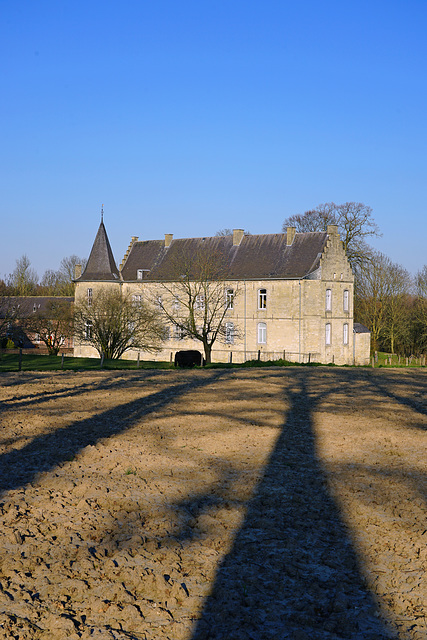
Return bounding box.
[1,0,426,280]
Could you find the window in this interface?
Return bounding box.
[172,297,180,312]
[325,288,332,311]
[257,322,267,344]
[127,321,136,343]
[137,269,150,280]
[226,288,234,310]
[84,321,93,340]
[132,294,142,304]
[258,289,267,309]
[225,322,234,344]
[343,323,349,345]
[173,325,185,340]
[87,288,93,306]
[195,295,205,310]
[156,295,162,309]
[325,323,331,345]
[343,289,349,312]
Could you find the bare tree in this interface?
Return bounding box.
[9,255,39,296]
[40,255,87,296]
[40,269,63,296]
[413,266,427,351]
[0,296,19,347]
[355,252,391,352]
[282,202,381,272]
[158,246,238,364]
[74,288,166,360]
[58,255,87,294]
[355,252,413,354]
[381,263,413,354]
[215,229,251,237]
[24,299,74,356]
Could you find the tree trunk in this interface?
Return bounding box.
[203,342,212,365]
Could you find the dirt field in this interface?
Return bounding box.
[0,367,425,640]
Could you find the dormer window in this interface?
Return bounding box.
[137,269,150,280]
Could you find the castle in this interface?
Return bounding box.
[73,219,370,365]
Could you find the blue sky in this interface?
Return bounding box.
[1,0,426,279]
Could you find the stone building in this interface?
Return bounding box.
[0,296,74,351]
[74,220,370,365]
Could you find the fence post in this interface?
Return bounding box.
[258,350,261,361]
[137,352,140,368]
[371,356,375,368]
[61,353,65,370]
[100,354,104,369]
[18,348,22,371]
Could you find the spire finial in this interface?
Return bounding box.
[101,204,104,223]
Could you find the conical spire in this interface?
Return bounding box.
[77,210,120,281]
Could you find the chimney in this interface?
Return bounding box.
[233,229,244,246]
[165,233,173,247]
[327,224,339,237]
[286,227,296,245]
[74,264,82,280]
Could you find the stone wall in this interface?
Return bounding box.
[74,227,371,366]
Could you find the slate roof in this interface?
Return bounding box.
[353,323,370,334]
[120,232,328,282]
[77,221,120,282]
[0,297,73,318]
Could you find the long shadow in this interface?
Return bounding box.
[0,369,169,413]
[190,370,394,640]
[0,370,228,497]
[366,370,427,427]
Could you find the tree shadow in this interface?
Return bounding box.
[366,370,427,428]
[188,371,394,640]
[0,370,228,497]
[0,369,169,413]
